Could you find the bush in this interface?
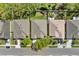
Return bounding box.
[21,38,32,47]
[51,40,57,45]
[44,36,57,45]
[38,40,43,49]
[63,40,67,44]
[34,40,39,50]
[41,39,47,47]
[34,36,55,51]
[44,36,52,44]
[72,39,79,45]
[34,40,43,50]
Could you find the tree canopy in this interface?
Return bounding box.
[0,3,79,20]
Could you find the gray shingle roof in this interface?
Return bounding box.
[49,20,65,39]
[31,20,47,38]
[0,20,10,39]
[66,20,79,39]
[12,20,30,39]
[1,19,79,39]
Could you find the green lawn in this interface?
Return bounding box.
[48,45,57,48]
[72,46,79,48]
[72,40,79,44]
[0,46,5,48]
[10,39,15,45]
[10,46,15,48]
[0,40,5,45]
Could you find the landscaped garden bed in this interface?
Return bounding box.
[10,46,15,48]
[72,46,79,48]
[0,39,5,45]
[10,39,16,45]
[70,39,79,48]
[0,46,5,48]
[48,45,57,48]
[20,36,32,48]
[33,36,57,51]
[72,39,79,45]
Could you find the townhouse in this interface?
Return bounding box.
[0,19,78,48]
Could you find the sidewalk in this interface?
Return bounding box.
[0,48,79,55]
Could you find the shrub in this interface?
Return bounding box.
[44,36,52,44]
[34,40,39,50]
[44,36,57,45]
[51,40,57,45]
[38,40,43,49]
[34,36,55,51]
[34,40,43,50]
[21,37,32,47]
[72,39,79,45]
[63,40,67,44]
[41,39,47,47]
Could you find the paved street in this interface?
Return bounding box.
[0,48,79,56]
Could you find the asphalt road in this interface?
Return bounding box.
[0,48,79,56]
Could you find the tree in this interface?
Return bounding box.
[0,3,79,20]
